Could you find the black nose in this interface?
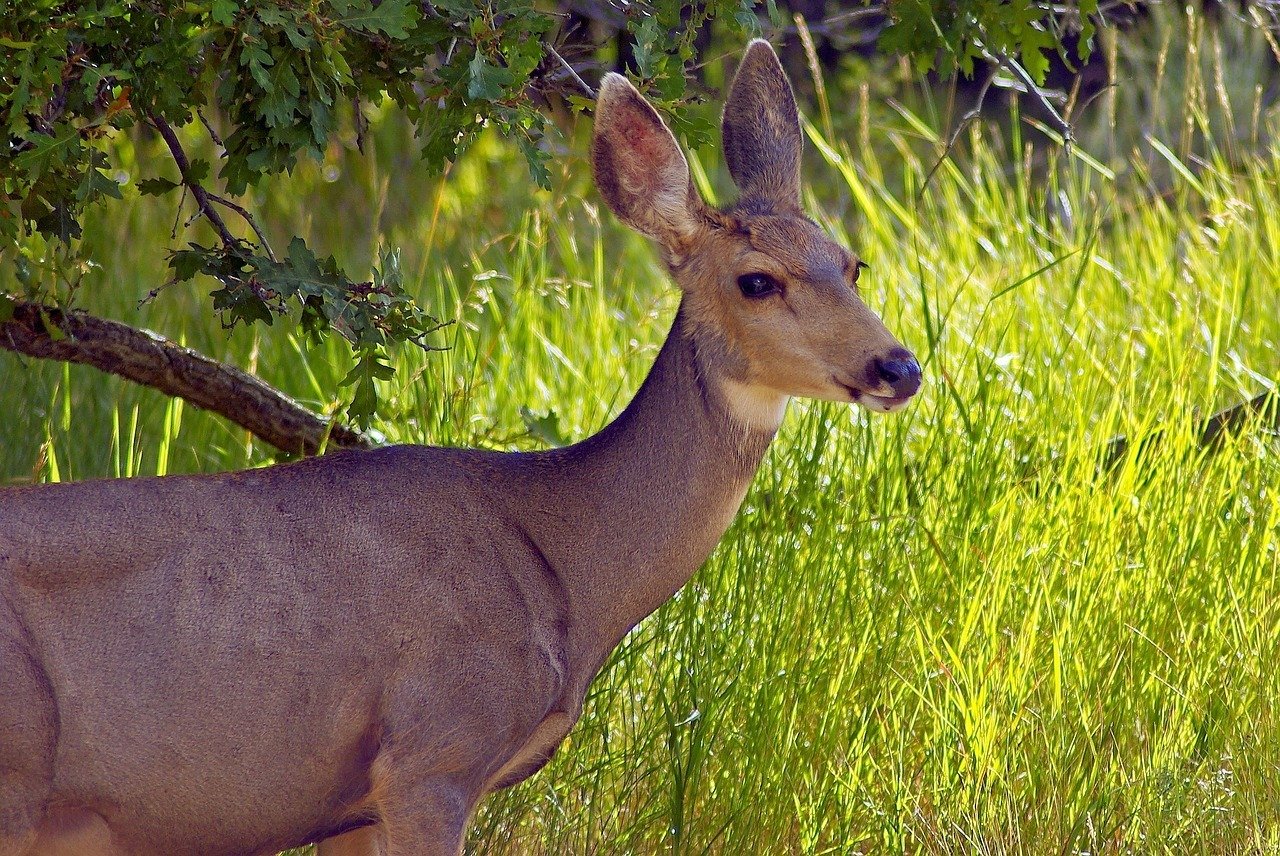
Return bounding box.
[870,349,921,398]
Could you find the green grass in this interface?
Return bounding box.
[5,43,1280,854]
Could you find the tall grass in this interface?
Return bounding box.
[3,11,1279,853]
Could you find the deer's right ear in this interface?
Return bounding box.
[592,74,708,250]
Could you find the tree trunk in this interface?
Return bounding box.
[0,298,370,456]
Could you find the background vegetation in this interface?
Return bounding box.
[3,3,1280,854]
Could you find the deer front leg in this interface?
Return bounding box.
[0,622,56,856]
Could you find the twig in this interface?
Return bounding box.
[196,107,224,149]
[353,97,368,153]
[207,193,276,262]
[1102,388,1279,471]
[985,49,1073,143]
[919,66,1000,197]
[776,4,887,38]
[546,43,595,99]
[149,114,240,250]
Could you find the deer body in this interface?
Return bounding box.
[0,42,919,856]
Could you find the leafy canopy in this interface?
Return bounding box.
[0,0,1096,425]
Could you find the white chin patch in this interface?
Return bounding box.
[721,380,789,432]
[855,393,912,413]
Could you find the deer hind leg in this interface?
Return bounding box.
[0,767,40,856]
[361,752,478,856]
[24,809,122,856]
[0,621,56,856]
[316,824,386,856]
[378,781,474,856]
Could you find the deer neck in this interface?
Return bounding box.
[532,299,786,662]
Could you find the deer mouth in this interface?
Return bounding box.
[835,379,915,413]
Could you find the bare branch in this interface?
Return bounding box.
[920,65,1000,197]
[774,4,888,38]
[1,297,370,455]
[149,114,240,250]
[206,193,276,262]
[546,43,596,99]
[985,50,1073,142]
[196,107,224,149]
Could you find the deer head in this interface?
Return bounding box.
[591,40,921,427]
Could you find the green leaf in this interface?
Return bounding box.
[669,109,715,151]
[431,0,477,17]
[516,135,551,189]
[77,168,124,202]
[184,159,211,184]
[34,205,82,242]
[1018,29,1054,85]
[520,406,568,447]
[330,0,417,38]
[243,43,275,91]
[0,292,15,324]
[467,49,513,101]
[1077,0,1099,60]
[168,249,205,281]
[39,309,66,342]
[340,349,394,427]
[137,176,181,196]
[632,18,663,80]
[14,126,81,178]
[211,0,238,25]
[259,58,302,126]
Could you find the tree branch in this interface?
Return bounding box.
[0,298,370,455]
[1102,388,1279,470]
[985,49,1073,142]
[546,43,596,99]
[206,192,276,261]
[149,114,241,251]
[920,65,1000,197]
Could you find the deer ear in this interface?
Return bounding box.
[721,39,803,213]
[592,74,707,249]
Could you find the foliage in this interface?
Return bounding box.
[0,0,1116,425]
[0,0,1118,426]
[3,5,1278,851]
[882,0,1100,83]
[0,0,756,423]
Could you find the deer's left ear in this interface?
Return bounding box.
[592,73,709,250]
[721,39,803,213]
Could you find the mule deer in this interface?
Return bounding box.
[0,40,920,856]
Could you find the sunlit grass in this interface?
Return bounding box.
[3,25,1280,853]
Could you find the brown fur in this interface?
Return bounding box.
[0,41,918,856]
[721,39,805,213]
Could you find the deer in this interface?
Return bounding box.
[0,40,920,856]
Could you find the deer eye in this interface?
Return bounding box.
[853,260,869,284]
[737,272,781,299]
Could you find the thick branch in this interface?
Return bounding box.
[1103,389,1278,470]
[1,299,370,455]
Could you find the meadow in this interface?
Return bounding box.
[3,18,1280,854]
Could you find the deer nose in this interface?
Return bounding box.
[871,349,921,397]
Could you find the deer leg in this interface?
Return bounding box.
[24,808,122,856]
[0,627,55,856]
[0,768,40,856]
[315,824,385,856]
[375,777,476,856]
